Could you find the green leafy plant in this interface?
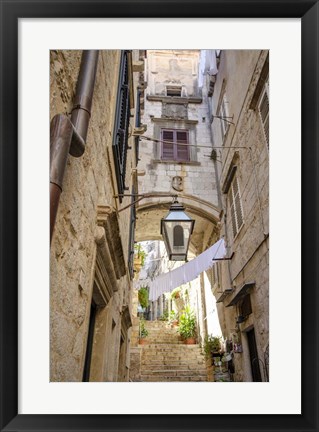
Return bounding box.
[178,305,196,340]
[139,318,148,339]
[169,310,178,322]
[203,335,222,358]
[138,287,149,309]
[134,244,147,267]
[159,309,169,321]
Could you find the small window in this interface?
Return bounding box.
[161,129,190,162]
[258,83,269,148]
[240,294,252,317]
[228,174,244,238]
[166,86,182,97]
[218,93,230,140]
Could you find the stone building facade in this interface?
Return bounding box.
[135,50,222,343]
[207,50,269,381]
[50,50,145,381]
[135,49,269,382]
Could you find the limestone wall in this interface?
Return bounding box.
[209,50,269,381]
[139,50,218,207]
[137,50,220,255]
[50,50,140,381]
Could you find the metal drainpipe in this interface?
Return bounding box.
[50,50,99,243]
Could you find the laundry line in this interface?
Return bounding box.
[134,238,226,302]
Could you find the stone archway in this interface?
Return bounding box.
[135,195,221,254]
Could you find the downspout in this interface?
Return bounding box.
[50,50,99,243]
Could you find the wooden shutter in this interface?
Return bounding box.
[162,130,174,160]
[112,51,131,201]
[128,184,136,279]
[228,185,237,238]
[176,131,189,161]
[229,175,243,238]
[233,177,243,230]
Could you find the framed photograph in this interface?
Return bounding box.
[1,1,318,431]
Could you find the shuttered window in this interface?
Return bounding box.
[161,129,190,162]
[128,184,137,279]
[218,92,230,140]
[258,84,269,148]
[228,175,244,238]
[112,51,131,202]
[134,88,141,163]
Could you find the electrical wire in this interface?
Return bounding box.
[139,134,249,150]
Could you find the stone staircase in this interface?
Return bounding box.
[138,321,208,382]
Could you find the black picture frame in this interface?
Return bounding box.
[0,1,318,431]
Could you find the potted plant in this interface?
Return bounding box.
[168,310,179,327]
[170,287,181,300]
[138,317,148,345]
[204,335,221,358]
[138,286,149,310]
[134,244,147,272]
[159,309,169,321]
[178,305,196,344]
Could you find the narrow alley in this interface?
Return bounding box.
[50,49,269,384]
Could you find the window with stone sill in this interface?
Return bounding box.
[258,81,269,148]
[166,85,182,97]
[228,174,244,239]
[161,129,190,162]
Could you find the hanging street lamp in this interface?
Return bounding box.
[161,198,195,261]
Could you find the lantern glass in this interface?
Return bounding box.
[161,202,195,261]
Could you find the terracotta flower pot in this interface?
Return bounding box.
[184,337,196,345]
[139,338,147,345]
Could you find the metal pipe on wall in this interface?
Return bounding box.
[50,50,99,243]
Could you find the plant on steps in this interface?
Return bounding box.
[139,317,148,345]
[134,244,147,266]
[203,335,222,358]
[178,305,196,344]
[170,287,181,300]
[168,310,179,327]
[138,287,149,309]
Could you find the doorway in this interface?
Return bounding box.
[82,301,97,382]
[246,327,262,382]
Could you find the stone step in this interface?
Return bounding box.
[142,367,206,374]
[141,356,203,364]
[143,340,182,344]
[140,375,207,382]
[141,343,200,349]
[142,361,205,368]
[142,350,203,357]
[142,352,204,360]
[142,370,207,378]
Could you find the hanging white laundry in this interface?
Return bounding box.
[149,238,226,301]
[198,50,207,88]
[206,50,218,76]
